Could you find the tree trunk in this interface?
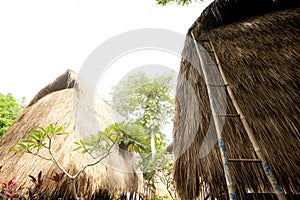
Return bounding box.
[149,126,156,159]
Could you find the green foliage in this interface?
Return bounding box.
[73,126,120,156]
[10,124,119,199]
[10,124,67,154]
[0,93,26,138]
[155,155,177,200]
[111,72,174,122]
[111,72,174,150]
[139,150,171,182]
[111,72,175,191]
[78,120,172,183]
[156,0,203,6]
[76,121,147,157]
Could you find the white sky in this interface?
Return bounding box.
[97,50,179,101]
[0,0,212,102]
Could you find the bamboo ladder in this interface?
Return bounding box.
[190,32,287,200]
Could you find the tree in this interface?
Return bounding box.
[0,93,26,138]
[11,124,121,200]
[111,72,175,159]
[151,153,177,200]
[88,121,178,199]
[111,72,175,198]
[156,0,203,6]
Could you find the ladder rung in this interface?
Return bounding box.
[207,84,225,87]
[215,114,240,117]
[228,158,262,163]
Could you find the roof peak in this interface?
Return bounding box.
[28,69,77,106]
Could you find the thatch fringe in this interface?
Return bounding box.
[174,1,300,199]
[0,70,143,199]
[190,0,300,31]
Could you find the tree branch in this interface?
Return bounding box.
[72,179,79,200]
[27,149,52,161]
[47,136,73,178]
[73,142,115,178]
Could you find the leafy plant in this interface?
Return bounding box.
[10,124,67,156]
[50,172,70,190]
[80,121,177,199]
[139,150,170,183]
[74,121,146,158]
[110,72,176,199]
[11,124,120,200]
[0,93,26,138]
[111,72,174,161]
[0,177,19,199]
[154,156,177,200]
[28,171,44,199]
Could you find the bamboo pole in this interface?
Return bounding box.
[191,32,237,200]
[209,37,287,200]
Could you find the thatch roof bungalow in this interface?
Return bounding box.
[0,70,143,199]
[173,0,300,199]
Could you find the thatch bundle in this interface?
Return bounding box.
[0,70,143,199]
[173,0,300,199]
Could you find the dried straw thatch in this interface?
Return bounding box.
[173,0,300,199]
[0,70,143,199]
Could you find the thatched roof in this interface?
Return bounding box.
[0,70,143,199]
[190,0,299,31]
[173,0,300,199]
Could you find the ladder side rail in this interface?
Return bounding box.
[208,38,287,200]
[191,32,236,200]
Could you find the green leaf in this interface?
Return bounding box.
[79,140,85,145]
[39,126,46,134]
[127,143,133,152]
[123,137,129,145]
[55,126,63,133]
[135,143,146,152]
[81,149,88,154]
[72,146,82,151]
[26,133,40,141]
[73,141,81,145]
[9,147,20,153]
[30,129,43,138]
[21,140,35,144]
[17,142,27,149]
[45,125,51,133]
[56,132,68,135]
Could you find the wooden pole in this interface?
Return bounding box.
[209,37,287,200]
[191,32,236,200]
